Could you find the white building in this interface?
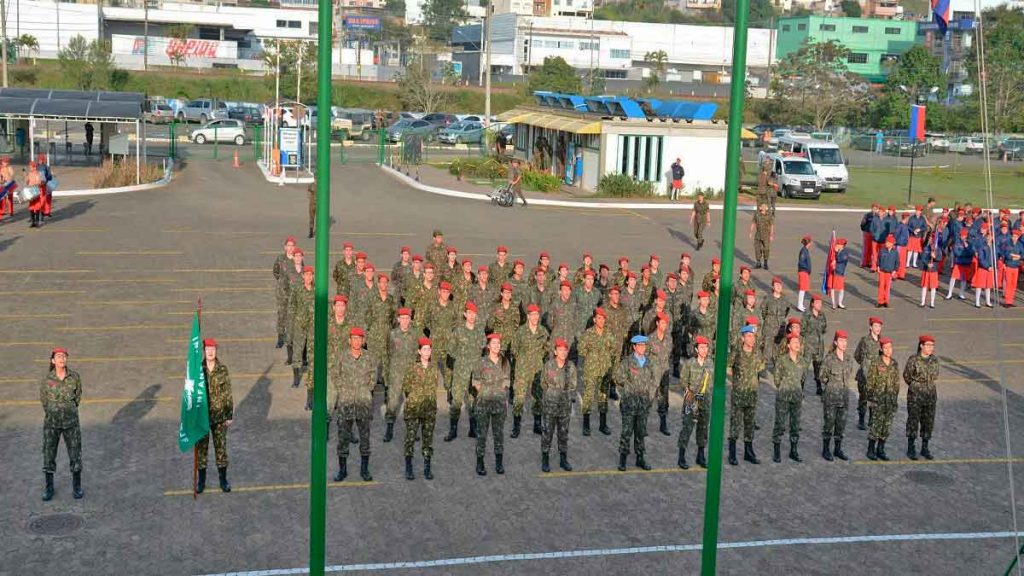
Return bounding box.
[493,0,535,15]
[6,0,101,56]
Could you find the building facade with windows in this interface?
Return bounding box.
[918,0,977,97]
[775,16,920,83]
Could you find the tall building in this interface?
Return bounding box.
[775,16,919,83]
[918,0,977,97]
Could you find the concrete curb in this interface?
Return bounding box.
[256,160,315,185]
[52,159,175,198]
[380,164,872,213]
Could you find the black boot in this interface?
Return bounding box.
[197,468,207,494]
[360,455,372,481]
[833,439,849,461]
[71,472,83,499]
[876,440,890,461]
[308,226,314,239]
[468,417,478,438]
[659,413,670,436]
[405,456,415,480]
[617,452,628,471]
[383,422,394,443]
[217,467,231,493]
[511,415,522,438]
[789,440,802,463]
[866,439,877,461]
[598,412,611,436]
[276,334,284,349]
[920,439,933,460]
[533,414,542,435]
[582,413,591,436]
[542,452,551,473]
[815,381,823,396]
[334,456,347,481]
[43,473,54,501]
[444,418,458,442]
[763,260,769,270]
[636,453,651,471]
[907,437,918,461]
[743,441,760,464]
[286,344,293,366]
[476,456,486,476]
[559,452,572,472]
[678,446,689,469]
[696,446,707,468]
[292,367,302,388]
[495,454,504,475]
[29,211,37,228]
[773,442,782,463]
[305,390,312,411]
[728,439,738,466]
[424,458,433,480]
[822,439,833,461]
[857,408,866,430]
[609,384,619,401]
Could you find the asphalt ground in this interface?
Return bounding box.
[1,158,1023,576]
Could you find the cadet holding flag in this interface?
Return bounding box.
[178,310,210,497]
[196,338,234,493]
[41,347,84,501]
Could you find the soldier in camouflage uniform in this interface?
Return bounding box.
[469,266,495,327]
[511,304,550,437]
[730,290,760,351]
[904,335,939,461]
[575,270,602,333]
[506,260,528,300]
[733,266,755,309]
[40,347,83,501]
[540,339,578,473]
[577,307,617,436]
[473,334,511,476]
[854,317,884,431]
[648,254,664,291]
[691,191,711,250]
[772,333,807,464]
[621,272,643,327]
[332,242,356,296]
[612,256,630,288]
[701,258,721,294]
[637,265,655,314]
[687,291,717,358]
[425,229,447,271]
[289,266,315,388]
[646,312,674,436]
[409,264,437,325]
[527,267,553,317]
[421,281,460,389]
[390,246,412,305]
[365,274,396,383]
[728,326,766,465]
[640,290,672,336]
[197,339,234,493]
[802,295,828,394]
[865,337,899,461]
[819,330,854,462]
[677,336,713,469]
[615,335,658,471]
[440,247,460,284]
[750,203,775,269]
[602,285,631,403]
[328,328,377,482]
[487,283,520,354]
[573,253,595,286]
[488,246,512,285]
[281,249,305,360]
[759,277,790,364]
[545,281,577,352]
[272,236,297,348]
[400,255,424,307]
[306,295,351,411]
[402,338,442,480]
[446,301,485,441]
[347,262,377,329]
[307,178,317,238]
[383,308,417,442]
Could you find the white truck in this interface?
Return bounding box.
[764,135,849,193]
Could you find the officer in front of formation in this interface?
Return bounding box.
[40,347,84,501]
[197,338,234,493]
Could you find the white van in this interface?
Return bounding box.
[776,135,849,193]
[764,152,822,200]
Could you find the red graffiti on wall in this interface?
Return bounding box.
[165,39,222,59]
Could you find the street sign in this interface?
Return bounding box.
[280,128,302,167]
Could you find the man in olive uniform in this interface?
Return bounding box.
[540,338,577,473]
[819,330,854,461]
[272,236,297,348]
[289,265,315,387]
[390,246,412,304]
[801,295,828,394]
[40,347,83,501]
[489,246,512,285]
[348,261,377,329]
[756,157,773,210]
[306,295,351,411]
[545,280,577,352]
[402,337,442,480]
[422,281,460,385]
[401,255,424,307]
[425,229,447,270]
[333,242,356,296]
[750,203,775,269]
[384,308,417,442]
[575,270,602,334]
[728,325,765,465]
[730,290,760,350]
[409,264,437,323]
[281,249,305,356]
[854,317,884,431]
[772,333,806,464]
[446,301,486,441]
[487,283,520,355]
[615,335,658,471]
[691,191,711,250]
[577,307,618,436]
[328,327,377,482]
[365,273,396,377]
[197,339,234,493]
[511,304,550,437]
[473,334,511,475]
[733,266,755,309]
[573,253,595,287]
[527,267,553,317]
[701,258,721,294]
[307,178,317,239]
[904,335,939,460]
[678,335,713,469]
[760,277,790,362]
[647,312,674,436]
[469,266,496,327]
[865,336,899,461]
[687,291,717,358]
[602,285,631,403]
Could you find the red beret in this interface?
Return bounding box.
[879,337,893,346]
[558,262,569,270]
[486,333,502,341]
[203,338,217,347]
[583,252,592,259]
[871,203,879,209]
[787,317,801,326]
[423,262,435,270]
[608,285,621,293]
[680,252,691,259]
[627,271,638,279]
[641,264,650,272]
[364,262,376,272]
[915,205,923,211]
[744,289,756,297]
[650,254,660,261]
[412,254,424,262]
[868,316,884,326]
[656,311,669,322]
[501,282,513,292]
[745,315,759,325]
[802,235,812,242]
[334,295,348,304]
[655,289,667,300]
[539,251,550,259]
[497,245,508,253]
[302,265,314,274]
[594,307,606,318]
[514,259,525,267]
[418,337,432,347]
[397,307,411,316]
[834,330,848,339]
[554,338,569,350]
[462,258,473,266]
[786,333,800,341]
[526,304,540,314]
[619,256,629,264]
[343,241,354,248]
[400,246,410,253]
[599,263,610,271]
[350,327,365,338]
[667,272,679,280]
[697,290,710,299]
[712,257,721,264]
[466,301,478,313]
[811,294,822,302]
[560,280,572,289]
[886,234,895,242]
[439,281,452,290]
[446,246,458,254]
[356,251,367,259]
[694,336,710,346]
[836,238,847,246]
[377,273,389,281]
[478,265,489,272]
[960,229,969,238]
[919,334,935,344]
[772,276,784,285]
[584,269,596,278]
[740,265,750,273]
[888,205,896,211]
[52,347,69,356]
[285,236,296,244]
[293,249,304,257]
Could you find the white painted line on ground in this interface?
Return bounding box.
[196,530,1024,575]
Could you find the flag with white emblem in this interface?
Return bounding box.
[178,311,209,452]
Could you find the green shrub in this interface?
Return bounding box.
[522,169,562,193]
[597,173,655,197]
[448,157,507,181]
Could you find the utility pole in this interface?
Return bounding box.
[484,5,492,124]
[143,0,149,71]
[1,0,8,88]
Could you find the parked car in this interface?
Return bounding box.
[438,121,485,144]
[925,133,950,153]
[144,101,174,124]
[766,153,822,200]
[333,108,374,140]
[998,138,1024,160]
[421,113,457,127]
[849,132,878,151]
[177,98,228,124]
[948,136,986,154]
[190,119,247,145]
[227,104,263,125]
[387,119,436,143]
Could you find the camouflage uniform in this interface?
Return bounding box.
[801,309,828,388]
[329,351,378,458]
[603,303,632,368]
[620,288,643,327]
[273,254,294,338]
[855,335,881,421]
[729,347,766,441]
[197,360,233,470]
[511,323,550,418]
[545,295,578,351]
[280,265,302,343]
[640,304,673,337]
[486,302,520,354]
[573,265,595,286]
[693,197,710,246]
[574,287,602,334]
[421,299,460,386]
[576,325,617,415]
[752,211,774,263]
[646,330,674,417]
[333,258,356,296]
[289,284,315,364]
[469,282,496,327]
[40,368,83,474]
[347,280,374,329]
[771,352,806,444]
[904,354,939,440]
[489,261,512,285]
[307,316,350,393]
[759,295,790,360]
[385,327,418,423]
[440,263,459,285]
[732,278,755,309]
[700,271,718,294]
[687,306,717,358]
[819,350,854,441]
[425,241,448,271]
[472,356,510,459]
[678,356,713,450]
[365,292,396,375]
[540,358,578,454]
[448,323,486,422]
[527,285,553,318]
[729,306,761,351]
[391,261,412,304]
[400,271,423,307]
[402,361,441,458]
[614,353,657,456]
[866,356,900,441]
[408,281,434,325]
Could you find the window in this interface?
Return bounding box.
[610,49,630,59]
[819,24,836,31]
[288,20,302,29]
[198,27,220,40]
[847,52,868,64]
[276,20,287,27]
[782,24,791,31]
[852,25,868,33]
[617,135,664,183]
[885,27,902,35]
[797,23,806,30]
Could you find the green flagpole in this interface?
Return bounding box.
[700,0,751,573]
[309,0,333,573]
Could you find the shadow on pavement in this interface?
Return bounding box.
[237,364,275,424]
[112,384,163,427]
[48,200,96,224]
[0,234,20,253]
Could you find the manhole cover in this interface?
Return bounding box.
[904,470,954,487]
[27,513,84,536]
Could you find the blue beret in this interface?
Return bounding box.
[740,325,757,335]
[630,334,649,344]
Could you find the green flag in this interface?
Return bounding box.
[178,312,209,452]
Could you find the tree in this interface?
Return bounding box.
[770,40,868,130]
[587,69,606,95]
[385,0,406,16]
[422,0,468,43]
[965,6,1024,132]
[394,56,449,113]
[872,45,946,128]
[15,34,39,64]
[644,50,668,92]
[57,35,118,91]
[88,40,117,90]
[166,24,194,67]
[840,0,862,17]
[262,41,319,102]
[721,0,776,24]
[527,57,582,94]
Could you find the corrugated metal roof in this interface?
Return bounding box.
[0,88,145,103]
[0,97,142,120]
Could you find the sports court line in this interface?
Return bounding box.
[57,323,181,332]
[0,396,173,407]
[195,530,1024,575]
[172,287,267,293]
[167,310,276,316]
[172,269,266,273]
[0,269,94,274]
[76,251,184,256]
[164,480,379,497]
[5,290,87,296]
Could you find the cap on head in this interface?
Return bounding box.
[334,295,349,304]
[697,290,709,299]
[787,317,801,326]
[526,304,540,314]
[694,336,710,346]
[497,245,508,254]
[879,337,893,346]
[439,281,452,291]
[868,316,884,326]
[486,333,502,341]
[433,229,443,237]
[400,246,410,253]
[412,254,424,262]
[285,236,296,244]
[465,301,478,313]
[594,307,606,318]
[560,280,572,289]
[343,241,354,249]
[350,327,366,338]
[554,338,569,350]
[501,282,513,292]
[834,330,848,340]
[203,338,217,348]
[630,334,649,344]
[740,325,757,335]
[397,307,411,316]
[52,347,69,357]
[919,334,935,344]
[302,265,314,274]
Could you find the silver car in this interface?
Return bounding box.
[177,98,229,124]
[190,119,247,145]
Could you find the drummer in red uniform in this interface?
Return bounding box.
[26,160,45,228]
[0,155,14,222]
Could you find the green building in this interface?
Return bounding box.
[775,16,920,83]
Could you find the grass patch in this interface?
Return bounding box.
[92,159,164,188]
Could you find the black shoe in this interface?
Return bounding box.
[636,455,651,471]
[542,452,551,473]
[678,447,689,469]
[424,458,433,480]
[559,452,572,472]
[444,418,458,442]
[920,439,933,460]
[305,390,312,411]
[308,227,314,239]
[659,413,670,436]
[71,472,84,499]
[511,415,521,438]
[582,413,591,436]
[383,422,394,443]
[533,415,542,435]
[197,468,207,494]
[334,456,348,482]
[276,334,284,349]
[764,260,769,270]
[598,412,611,436]
[773,442,781,463]
[476,456,486,476]
[292,367,302,388]
[405,456,415,480]
[755,261,762,269]
[609,385,620,401]
[822,439,834,461]
[43,473,54,501]
[286,345,294,366]
[790,441,802,462]
[877,440,890,461]
[728,439,738,466]
[743,441,760,464]
[907,437,918,461]
[217,467,231,493]
[815,383,823,396]
[696,446,707,468]
[857,409,866,430]
[867,439,877,461]
[833,439,849,461]
[468,417,478,438]
[495,454,504,475]
[360,455,372,481]
[617,452,628,471]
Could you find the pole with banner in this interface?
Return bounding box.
[177,302,209,501]
[907,103,926,204]
[700,0,750,571]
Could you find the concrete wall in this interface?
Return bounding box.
[599,122,727,195]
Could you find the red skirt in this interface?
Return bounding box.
[907,237,922,252]
[28,183,45,211]
[798,271,810,291]
[920,270,939,289]
[953,264,973,282]
[828,274,845,291]
[972,268,995,289]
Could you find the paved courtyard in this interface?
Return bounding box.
[0,157,1022,576]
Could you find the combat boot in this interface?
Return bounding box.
[276,334,285,349]
[582,413,591,436]
[443,418,458,442]
[659,413,670,436]
[822,439,833,461]
[789,441,802,463]
[617,452,628,471]
[195,468,206,494]
[866,439,877,460]
[609,384,619,401]
[468,417,478,438]
[286,344,294,366]
[360,455,373,481]
[292,367,302,388]
[383,422,394,443]
[476,456,486,476]
[424,458,433,480]
[636,453,652,471]
[541,452,551,473]
[217,467,231,493]
[71,472,84,499]
[920,439,933,460]
[857,408,866,430]
[815,381,823,396]
[308,226,314,239]
[728,439,738,466]
[405,456,414,480]
[763,260,769,270]
[42,473,54,501]
[533,414,542,435]
[833,439,849,461]
[334,456,347,482]
[696,446,707,468]
[511,415,522,438]
[907,437,918,460]
[743,441,760,464]
[559,452,572,472]
[305,390,312,411]
[598,412,611,436]
[495,453,505,475]
[678,446,689,470]
[876,440,890,461]
[772,442,781,463]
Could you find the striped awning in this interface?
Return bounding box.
[499,109,601,135]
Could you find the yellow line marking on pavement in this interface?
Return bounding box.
[33,355,178,364]
[163,480,379,497]
[0,269,94,274]
[167,309,274,316]
[76,251,184,256]
[172,287,266,292]
[40,227,108,232]
[6,290,87,295]
[57,324,181,332]
[939,359,1024,366]
[6,313,70,319]
[81,300,192,306]
[0,396,174,407]
[622,208,653,222]
[854,457,1024,467]
[0,377,36,383]
[541,467,706,479]
[165,229,414,238]
[172,269,265,273]
[76,278,178,284]
[165,337,276,344]
[0,341,53,346]
[929,316,1024,322]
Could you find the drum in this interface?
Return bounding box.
[46,178,59,192]
[16,185,40,204]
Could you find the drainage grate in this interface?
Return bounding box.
[903,470,954,487]
[27,513,85,536]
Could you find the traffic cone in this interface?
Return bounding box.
[233,150,240,168]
